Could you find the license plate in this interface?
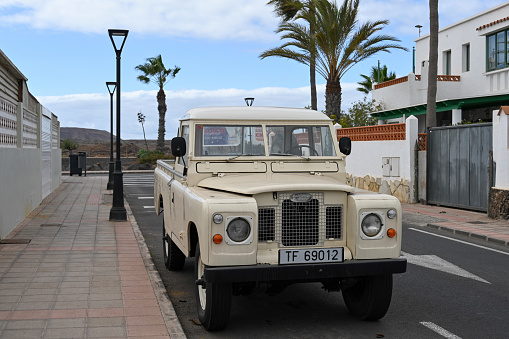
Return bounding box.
[279,247,344,265]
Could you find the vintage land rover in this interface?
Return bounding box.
[154,106,407,330]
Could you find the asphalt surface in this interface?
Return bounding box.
[123,173,509,339]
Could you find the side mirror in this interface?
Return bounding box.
[171,137,186,158]
[339,137,351,155]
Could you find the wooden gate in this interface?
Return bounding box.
[427,123,492,212]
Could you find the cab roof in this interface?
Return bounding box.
[181,106,331,122]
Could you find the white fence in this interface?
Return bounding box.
[0,96,61,238]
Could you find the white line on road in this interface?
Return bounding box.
[401,251,490,284]
[420,322,462,339]
[409,228,509,256]
[137,197,153,199]
[143,206,155,209]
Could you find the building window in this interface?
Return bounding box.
[487,29,509,72]
[444,50,451,75]
[462,43,470,72]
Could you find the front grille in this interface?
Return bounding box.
[282,198,319,246]
[258,192,342,247]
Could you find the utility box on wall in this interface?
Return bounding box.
[382,157,400,177]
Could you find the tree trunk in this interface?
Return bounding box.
[325,79,342,124]
[309,4,317,111]
[157,87,167,152]
[426,0,439,129]
[310,58,317,111]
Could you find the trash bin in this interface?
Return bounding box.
[69,154,82,176]
[78,151,87,177]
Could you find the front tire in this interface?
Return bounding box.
[195,241,232,331]
[342,274,393,320]
[163,220,185,271]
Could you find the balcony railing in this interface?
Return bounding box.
[374,74,461,90]
[337,123,406,141]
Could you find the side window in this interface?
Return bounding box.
[178,125,189,166]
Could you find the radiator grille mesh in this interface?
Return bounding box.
[258,193,342,247]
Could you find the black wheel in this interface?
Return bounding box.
[288,145,319,156]
[162,219,185,271]
[195,241,232,331]
[342,274,393,320]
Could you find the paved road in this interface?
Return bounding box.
[123,173,509,339]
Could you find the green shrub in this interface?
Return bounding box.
[136,150,171,164]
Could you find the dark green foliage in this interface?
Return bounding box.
[338,97,381,127]
[61,139,78,154]
[136,149,172,164]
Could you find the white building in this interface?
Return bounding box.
[372,2,509,132]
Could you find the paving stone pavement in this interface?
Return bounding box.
[0,176,186,339]
[402,203,509,247]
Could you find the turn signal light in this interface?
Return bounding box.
[387,228,396,238]
[213,234,223,244]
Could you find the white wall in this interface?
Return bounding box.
[493,109,509,189]
[0,149,42,237]
[345,116,418,202]
[374,2,509,113]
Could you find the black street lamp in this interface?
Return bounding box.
[244,97,254,106]
[106,81,116,190]
[108,29,128,221]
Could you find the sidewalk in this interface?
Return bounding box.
[0,176,186,338]
[402,203,509,247]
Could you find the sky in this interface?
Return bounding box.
[0,0,502,140]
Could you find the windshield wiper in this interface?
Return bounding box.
[269,153,311,161]
[226,154,258,161]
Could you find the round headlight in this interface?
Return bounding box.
[361,213,383,237]
[387,209,397,219]
[213,214,223,224]
[226,218,251,242]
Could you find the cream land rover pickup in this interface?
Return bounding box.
[154,106,407,331]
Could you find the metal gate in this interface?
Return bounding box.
[427,123,492,212]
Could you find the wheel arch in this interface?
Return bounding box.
[189,222,199,258]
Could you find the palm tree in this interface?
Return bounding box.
[357,65,396,94]
[266,0,318,110]
[426,0,438,128]
[135,55,180,152]
[261,0,407,123]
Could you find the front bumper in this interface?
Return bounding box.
[203,258,407,283]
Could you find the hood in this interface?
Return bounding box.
[197,173,355,195]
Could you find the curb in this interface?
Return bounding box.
[124,199,187,338]
[426,223,509,248]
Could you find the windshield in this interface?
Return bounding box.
[195,125,265,156]
[267,125,336,156]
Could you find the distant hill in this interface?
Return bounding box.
[60,127,113,142]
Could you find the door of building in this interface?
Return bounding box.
[427,123,492,212]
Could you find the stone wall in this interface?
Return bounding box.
[346,173,411,203]
[62,157,139,171]
[489,188,509,220]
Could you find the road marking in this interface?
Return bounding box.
[143,206,155,209]
[401,251,490,284]
[420,322,462,339]
[137,197,153,199]
[409,227,509,256]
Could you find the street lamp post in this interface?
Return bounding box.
[106,82,116,190]
[108,29,128,221]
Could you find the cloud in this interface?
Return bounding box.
[1,0,499,42]
[0,0,279,41]
[38,84,365,140]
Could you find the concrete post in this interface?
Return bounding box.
[493,108,509,188]
[406,115,419,203]
[452,108,462,125]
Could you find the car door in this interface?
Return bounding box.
[169,124,189,252]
